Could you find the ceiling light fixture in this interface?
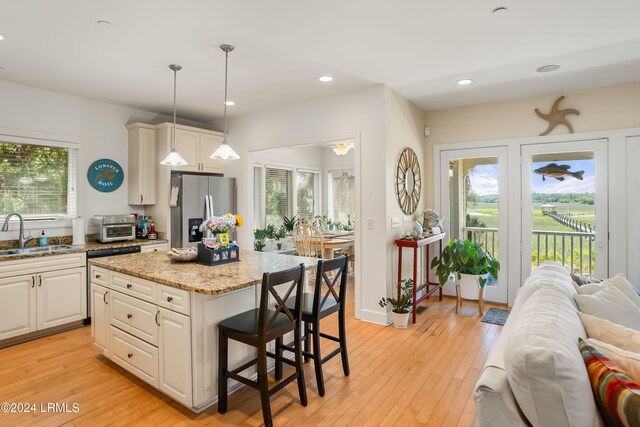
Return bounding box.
[457,79,473,86]
[331,140,354,156]
[224,100,235,106]
[319,76,333,82]
[492,7,507,15]
[160,64,188,166]
[210,44,240,161]
[536,64,560,73]
[97,20,112,27]
[0,34,5,41]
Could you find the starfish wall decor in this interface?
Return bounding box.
[534,95,580,136]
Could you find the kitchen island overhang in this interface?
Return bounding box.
[89,250,317,412]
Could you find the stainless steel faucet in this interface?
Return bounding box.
[1,213,33,248]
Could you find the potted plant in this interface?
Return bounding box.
[282,215,298,234]
[254,228,268,252]
[378,279,413,329]
[430,238,500,300]
[274,225,287,250]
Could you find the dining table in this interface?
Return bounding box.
[320,231,355,260]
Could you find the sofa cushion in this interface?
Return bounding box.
[603,273,640,309]
[587,338,640,382]
[574,286,640,330]
[579,338,640,427]
[578,312,640,353]
[504,285,602,427]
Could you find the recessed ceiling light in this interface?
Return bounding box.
[0,34,5,41]
[224,101,235,106]
[536,64,560,73]
[319,76,333,82]
[0,66,4,71]
[97,20,112,27]
[492,7,507,15]
[457,79,473,86]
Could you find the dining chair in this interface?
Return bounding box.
[293,224,325,259]
[218,264,307,427]
[275,255,350,397]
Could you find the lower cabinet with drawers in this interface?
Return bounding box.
[91,268,193,407]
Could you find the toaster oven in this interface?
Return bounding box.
[93,214,136,243]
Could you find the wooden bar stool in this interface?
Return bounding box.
[218,264,307,427]
[276,255,350,397]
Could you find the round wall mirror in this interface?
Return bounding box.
[395,147,421,215]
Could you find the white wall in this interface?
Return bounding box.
[215,85,389,324]
[0,80,209,240]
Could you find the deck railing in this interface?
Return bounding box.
[462,227,596,278]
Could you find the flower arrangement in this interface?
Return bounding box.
[199,213,243,234]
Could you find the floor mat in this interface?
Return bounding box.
[481,307,510,326]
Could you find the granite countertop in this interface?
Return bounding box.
[0,239,169,262]
[90,250,318,295]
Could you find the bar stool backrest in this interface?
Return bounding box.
[313,255,349,318]
[259,263,305,336]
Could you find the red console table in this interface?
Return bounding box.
[395,233,446,324]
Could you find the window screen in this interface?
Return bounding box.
[329,170,355,226]
[296,170,316,222]
[0,142,77,219]
[265,167,291,227]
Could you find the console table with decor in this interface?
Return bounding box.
[395,233,446,324]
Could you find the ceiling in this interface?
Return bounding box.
[1,0,640,122]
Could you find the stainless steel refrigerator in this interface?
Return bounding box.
[170,173,237,248]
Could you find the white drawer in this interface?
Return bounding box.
[110,326,159,388]
[90,266,109,287]
[111,291,158,346]
[0,252,86,279]
[111,272,157,303]
[140,243,169,253]
[158,284,191,316]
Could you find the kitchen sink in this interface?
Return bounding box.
[0,245,76,257]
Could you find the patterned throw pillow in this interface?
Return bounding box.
[579,338,640,427]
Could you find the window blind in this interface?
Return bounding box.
[265,167,292,227]
[0,141,77,219]
[296,170,316,222]
[329,170,355,226]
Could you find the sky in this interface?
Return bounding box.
[467,159,596,195]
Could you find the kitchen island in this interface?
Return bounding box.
[89,250,316,412]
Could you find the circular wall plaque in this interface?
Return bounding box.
[395,148,422,215]
[87,159,124,192]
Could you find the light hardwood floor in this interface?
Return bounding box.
[0,283,503,427]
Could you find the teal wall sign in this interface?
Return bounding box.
[87,159,124,192]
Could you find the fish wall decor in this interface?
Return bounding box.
[534,163,584,182]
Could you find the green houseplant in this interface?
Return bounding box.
[254,228,268,252]
[378,279,413,329]
[282,215,299,234]
[430,238,500,300]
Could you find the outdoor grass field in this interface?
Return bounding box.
[468,202,595,231]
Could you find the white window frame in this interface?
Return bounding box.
[327,168,355,224]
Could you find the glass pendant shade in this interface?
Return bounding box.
[160,148,188,166]
[210,140,240,160]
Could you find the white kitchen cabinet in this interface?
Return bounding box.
[37,267,87,330]
[199,133,225,171]
[173,129,199,170]
[0,274,36,340]
[127,123,157,205]
[91,283,110,356]
[155,123,225,174]
[158,307,193,406]
[140,243,170,253]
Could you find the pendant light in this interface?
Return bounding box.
[210,44,240,160]
[160,64,188,166]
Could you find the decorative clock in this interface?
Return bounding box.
[395,147,421,215]
[87,158,124,192]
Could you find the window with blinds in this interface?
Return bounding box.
[296,170,317,222]
[0,141,77,219]
[329,170,355,226]
[265,167,292,227]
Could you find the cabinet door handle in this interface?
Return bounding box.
[140,194,143,203]
[155,311,160,326]
[104,291,109,305]
[126,283,132,289]
[167,296,173,303]
[38,275,42,287]
[127,313,133,319]
[127,352,133,359]
[96,273,101,279]
[31,276,35,288]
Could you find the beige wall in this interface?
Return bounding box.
[424,81,640,205]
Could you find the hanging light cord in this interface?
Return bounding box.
[172,67,177,150]
[223,49,229,143]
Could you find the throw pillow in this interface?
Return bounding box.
[604,274,640,310]
[578,312,640,353]
[587,338,640,382]
[579,338,640,427]
[574,286,640,330]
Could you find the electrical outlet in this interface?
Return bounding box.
[391,217,400,228]
[366,219,374,230]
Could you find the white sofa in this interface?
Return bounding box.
[474,262,603,427]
